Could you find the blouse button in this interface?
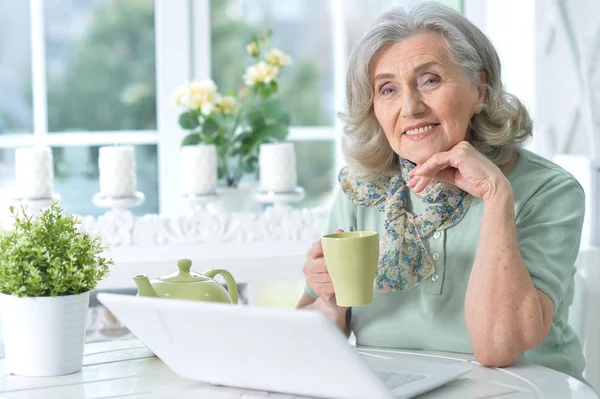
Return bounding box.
[433,231,442,239]
[431,273,439,282]
[432,252,440,261]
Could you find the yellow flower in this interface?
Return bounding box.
[170,83,190,107]
[246,42,260,57]
[200,100,216,116]
[266,49,292,67]
[172,79,219,115]
[243,61,280,86]
[216,96,237,115]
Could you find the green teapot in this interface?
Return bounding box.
[133,258,238,304]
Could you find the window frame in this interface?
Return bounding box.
[1,0,191,215]
[2,0,470,216]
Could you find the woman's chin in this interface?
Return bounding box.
[399,152,435,165]
[398,146,452,165]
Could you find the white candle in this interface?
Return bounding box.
[180,144,218,195]
[98,146,137,197]
[259,142,297,193]
[15,146,54,199]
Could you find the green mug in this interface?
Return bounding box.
[321,231,379,307]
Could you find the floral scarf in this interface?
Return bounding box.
[339,159,473,292]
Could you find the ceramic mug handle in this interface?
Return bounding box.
[204,269,239,304]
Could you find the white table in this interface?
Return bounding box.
[0,340,596,399]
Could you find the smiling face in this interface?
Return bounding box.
[372,31,485,165]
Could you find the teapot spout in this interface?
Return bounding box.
[134,275,159,297]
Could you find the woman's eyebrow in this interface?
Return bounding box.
[374,61,442,83]
[413,61,442,73]
[373,72,395,83]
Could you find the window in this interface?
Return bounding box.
[0,0,160,216]
[45,0,157,133]
[0,1,32,134]
[0,0,463,217]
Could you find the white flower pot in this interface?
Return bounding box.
[0,291,90,376]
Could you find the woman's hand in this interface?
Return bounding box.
[407,141,512,202]
[302,230,347,312]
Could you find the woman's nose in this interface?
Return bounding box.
[400,89,426,118]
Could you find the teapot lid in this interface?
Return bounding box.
[157,259,209,283]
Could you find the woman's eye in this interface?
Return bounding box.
[422,76,440,86]
[380,86,394,95]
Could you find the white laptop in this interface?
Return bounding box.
[97,293,471,399]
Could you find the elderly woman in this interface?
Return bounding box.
[297,2,587,383]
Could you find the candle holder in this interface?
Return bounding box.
[92,191,145,212]
[255,186,305,207]
[182,189,223,213]
[12,193,61,214]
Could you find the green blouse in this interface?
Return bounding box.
[305,149,586,382]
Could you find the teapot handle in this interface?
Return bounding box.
[204,269,238,304]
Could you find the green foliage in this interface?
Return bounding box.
[181,133,201,146]
[176,26,294,187]
[179,110,200,130]
[0,202,113,297]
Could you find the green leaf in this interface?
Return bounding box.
[247,110,265,131]
[269,80,279,94]
[263,123,289,141]
[241,139,259,155]
[230,146,242,156]
[264,98,283,120]
[214,134,226,147]
[243,162,256,173]
[259,84,271,98]
[201,136,215,145]
[218,166,226,180]
[179,110,200,130]
[181,133,201,146]
[202,116,220,137]
[277,110,291,126]
[246,128,266,145]
[242,155,258,173]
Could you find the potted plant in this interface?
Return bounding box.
[0,202,112,376]
[172,29,293,197]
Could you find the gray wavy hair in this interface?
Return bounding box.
[340,2,533,178]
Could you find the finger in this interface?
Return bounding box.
[413,176,432,192]
[303,257,329,275]
[306,240,323,260]
[307,268,332,283]
[407,176,419,188]
[335,229,344,233]
[313,282,335,299]
[413,152,455,178]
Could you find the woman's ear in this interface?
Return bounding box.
[477,71,487,104]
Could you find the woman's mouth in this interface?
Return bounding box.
[403,123,440,141]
